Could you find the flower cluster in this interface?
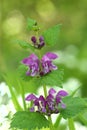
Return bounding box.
[25,88,68,116]
[31,36,45,49]
[21,52,58,77]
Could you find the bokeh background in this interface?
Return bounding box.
[1,0,87,96]
[0,0,87,129]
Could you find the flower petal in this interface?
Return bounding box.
[25,94,37,101]
[57,90,68,97]
[21,54,39,66]
[49,88,56,95]
[56,96,61,104]
[45,52,58,60]
[39,36,44,42]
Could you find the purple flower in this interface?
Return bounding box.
[31,36,45,49]
[25,88,68,116]
[31,36,37,44]
[21,52,58,77]
[39,36,44,42]
[21,54,40,76]
[41,52,58,74]
[38,41,45,49]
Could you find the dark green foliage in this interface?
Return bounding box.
[17,64,32,81]
[10,111,49,130]
[60,96,87,119]
[18,65,63,88]
[33,69,64,88]
[42,24,61,46]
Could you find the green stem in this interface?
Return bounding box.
[43,85,48,98]
[78,114,87,126]
[43,85,55,130]
[3,75,22,111]
[48,116,54,130]
[71,87,81,97]
[2,75,22,111]
[17,80,26,110]
[54,114,62,129]
[68,118,75,130]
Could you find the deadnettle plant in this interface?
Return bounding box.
[25,88,68,116]
[21,52,58,77]
[10,19,87,130]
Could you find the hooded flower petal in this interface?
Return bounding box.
[56,90,68,104]
[48,88,56,95]
[45,52,58,60]
[21,54,40,76]
[21,54,39,65]
[57,90,68,97]
[25,94,37,101]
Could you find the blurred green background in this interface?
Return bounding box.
[1,0,87,97]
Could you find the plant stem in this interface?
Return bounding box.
[48,116,54,130]
[54,114,62,129]
[3,75,22,111]
[78,114,87,126]
[68,118,75,130]
[17,80,26,110]
[43,85,55,130]
[43,85,48,98]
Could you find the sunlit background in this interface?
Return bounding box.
[0,0,87,130]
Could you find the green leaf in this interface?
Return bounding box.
[10,111,49,130]
[18,65,63,88]
[15,40,34,50]
[60,96,87,119]
[33,69,63,88]
[27,18,37,30]
[42,24,61,46]
[17,64,32,81]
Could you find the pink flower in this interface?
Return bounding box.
[25,88,68,116]
[21,54,40,76]
[21,52,58,77]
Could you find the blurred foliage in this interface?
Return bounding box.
[0,0,87,98]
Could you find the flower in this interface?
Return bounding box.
[21,54,40,76]
[25,88,68,116]
[31,36,37,44]
[31,36,45,49]
[41,52,58,74]
[21,52,58,77]
[39,36,44,42]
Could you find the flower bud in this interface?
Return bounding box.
[39,36,44,42]
[38,41,45,49]
[31,36,37,44]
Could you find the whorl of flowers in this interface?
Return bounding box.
[31,36,45,49]
[21,52,58,77]
[25,88,68,116]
